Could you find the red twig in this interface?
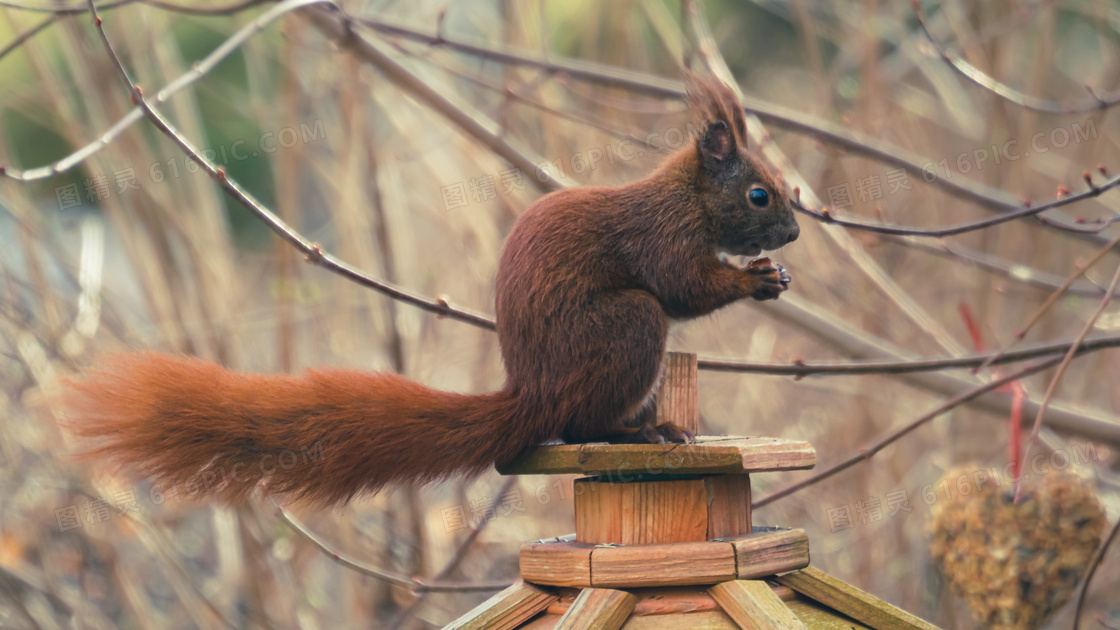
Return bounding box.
[958,302,1023,479]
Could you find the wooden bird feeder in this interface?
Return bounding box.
[444,353,941,629]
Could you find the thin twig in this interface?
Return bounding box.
[0,0,265,14]
[1073,516,1120,630]
[1016,260,1120,502]
[385,478,518,629]
[696,333,1120,376]
[0,15,53,62]
[1015,233,1120,339]
[789,175,1120,237]
[81,0,498,331]
[891,235,1118,296]
[977,230,1120,373]
[272,502,511,593]
[753,354,1067,509]
[915,1,1120,114]
[2,0,324,182]
[0,0,269,64]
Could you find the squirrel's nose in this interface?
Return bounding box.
[785,223,800,244]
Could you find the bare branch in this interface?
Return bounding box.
[0,14,53,63]
[889,235,1119,296]
[0,0,264,14]
[915,2,1120,115]
[753,353,1067,509]
[352,13,1114,243]
[1017,260,1120,501]
[81,0,497,330]
[0,0,269,65]
[2,0,324,182]
[273,502,511,593]
[791,177,1120,237]
[697,333,1120,376]
[1073,516,1120,630]
[384,478,519,628]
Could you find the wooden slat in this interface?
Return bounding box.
[574,478,624,544]
[500,444,582,473]
[547,585,797,617]
[785,596,873,630]
[591,541,736,588]
[498,437,815,477]
[577,442,734,476]
[731,528,809,579]
[575,478,709,544]
[619,610,739,629]
[705,476,752,539]
[775,567,940,630]
[522,530,807,590]
[444,581,558,630]
[554,588,638,630]
[522,542,594,587]
[655,352,699,434]
[622,479,707,543]
[524,610,740,630]
[709,580,806,630]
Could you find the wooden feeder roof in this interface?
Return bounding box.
[446,566,940,629]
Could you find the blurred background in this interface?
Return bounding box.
[1,0,1119,627]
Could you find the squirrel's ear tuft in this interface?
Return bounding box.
[684,71,749,165]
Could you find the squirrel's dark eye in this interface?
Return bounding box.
[748,187,770,208]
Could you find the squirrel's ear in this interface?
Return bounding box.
[700,120,734,163]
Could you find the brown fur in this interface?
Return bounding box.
[63,75,798,506]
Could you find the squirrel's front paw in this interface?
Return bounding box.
[745,257,791,300]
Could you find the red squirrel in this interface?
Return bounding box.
[64,75,799,506]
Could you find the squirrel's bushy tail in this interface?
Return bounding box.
[63,353,527,506]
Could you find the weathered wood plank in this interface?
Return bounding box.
[525,610,740,630]
[554,588,638,630]
[575,478,709,544]
[547,585,796,617]
[622,479,708,543]
[784,596,873,629]
[705,476,752,539]
[776,567,940,630]
[574,478,624,544]
[499,444,582,474]
[655,352,699,434]
[522,541,594,587]
[731,528,809,579]
[444,581,558,630]
[498,437,815,477]
[619,610,739,629]
[709,580,806,630]
[590,541,736,588]
[522,529,808,591]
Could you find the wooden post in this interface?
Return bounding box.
[656,352,700,434]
